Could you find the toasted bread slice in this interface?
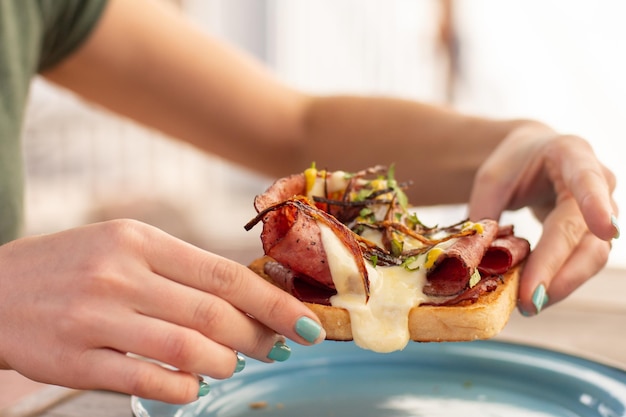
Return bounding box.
[249,256,519,343]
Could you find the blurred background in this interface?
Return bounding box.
[21,0,625,267]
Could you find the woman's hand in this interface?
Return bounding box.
[0,220,324,404]
[468,122,618,315]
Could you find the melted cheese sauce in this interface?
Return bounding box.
[320,224,430,353]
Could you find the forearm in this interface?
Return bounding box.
[42,0,541,207]
[298,96,539,205]
[42,0,308,173]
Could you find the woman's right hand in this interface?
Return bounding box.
[0,219,325,404]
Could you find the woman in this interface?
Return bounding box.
[0,0,618,404]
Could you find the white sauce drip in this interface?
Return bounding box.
[319,224,430,353]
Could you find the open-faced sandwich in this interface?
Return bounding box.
[245,165,530,353]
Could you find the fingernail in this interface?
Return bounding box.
[198,381,211,397]
[519,308,532,317]
[235,354,246,373]
[295,316,324,343]
[532,284,549,314]
[611,214,620,239]
[267,341,291,362]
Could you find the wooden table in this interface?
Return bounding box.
[5,267,625,417]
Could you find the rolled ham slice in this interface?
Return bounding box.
[259,202,335,289]
[423,219,499,297]
[252,173,335,287]
[478,235,531,276]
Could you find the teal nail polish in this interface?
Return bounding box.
[611,214,620,239]
[198,381,211,397]
[267,341,291,362]
[235,354,246,373]
[295,316,323,343]
[532,284,549,314]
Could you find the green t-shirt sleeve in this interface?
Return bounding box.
[37,0,109,72]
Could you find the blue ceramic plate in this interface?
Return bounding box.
[131,340,626,417]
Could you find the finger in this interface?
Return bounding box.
[134,272,284,363]
[75,349,200,404]
[546,136,618,241]
[467,156,513,222]
[545,233,611,306]
[517,197,587,315]
[94,312,239,380]
[141,233,325,345]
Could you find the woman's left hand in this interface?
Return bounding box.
[468,122,618,315]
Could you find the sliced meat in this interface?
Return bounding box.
[260,202,335,289]
[479,235,531,275]
[264,261,335,305]
[250,171,370,293]
[250,173,334,288]
[423,219,499,297]
[254,174,305,212]
[423,276,501,306]
[248,167,531,306]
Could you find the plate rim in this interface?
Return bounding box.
[131,339,626,417]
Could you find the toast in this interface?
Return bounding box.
[249,255,520,343]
